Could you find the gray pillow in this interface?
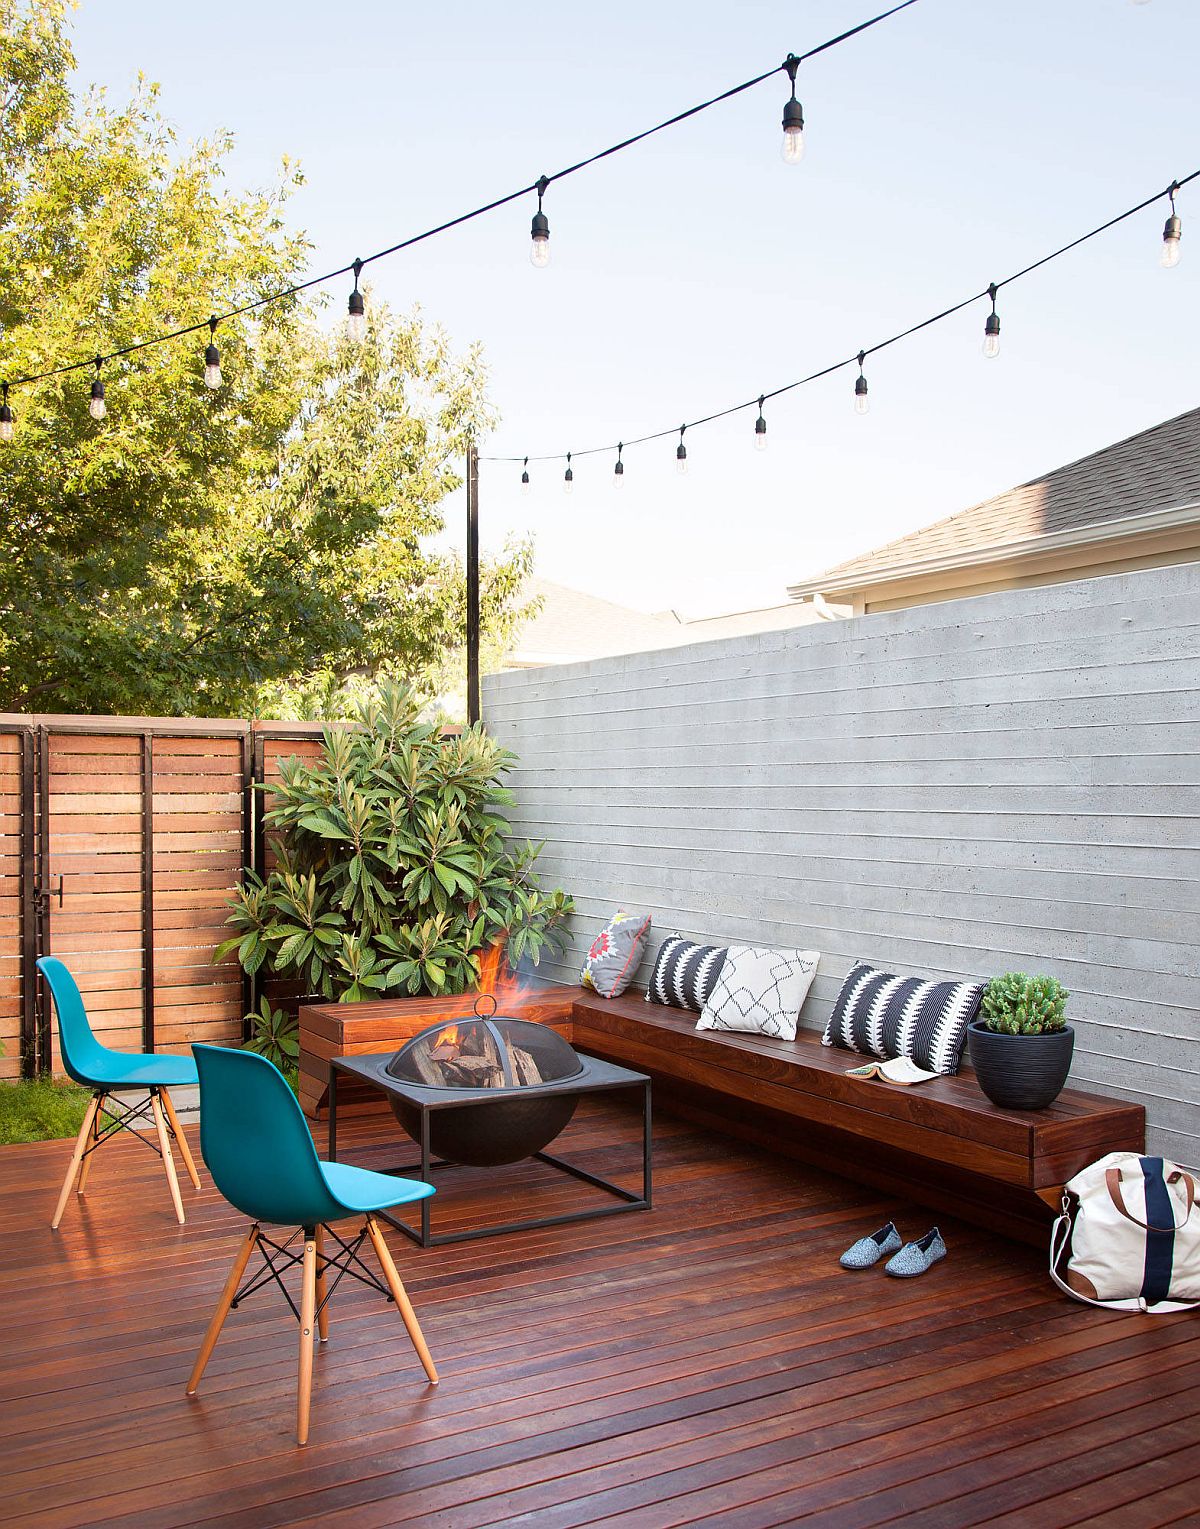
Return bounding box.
[580,909,652,998]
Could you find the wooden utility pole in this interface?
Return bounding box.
[465,441,480,726]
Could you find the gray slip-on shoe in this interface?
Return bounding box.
[885,1227,947,1278]
[839,1221,902,1270]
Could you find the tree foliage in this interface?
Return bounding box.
[0,1,526,716]
[217,681,573,1001]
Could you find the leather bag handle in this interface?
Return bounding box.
[1105,1166,1195,1233]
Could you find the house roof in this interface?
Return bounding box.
[507,579,833,667]
[790,406,1200,598]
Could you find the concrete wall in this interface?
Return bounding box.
[484,562,1200,1165]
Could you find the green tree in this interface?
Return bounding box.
[0,2,525,716]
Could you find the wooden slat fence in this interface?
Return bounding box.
[0,715,329,1078]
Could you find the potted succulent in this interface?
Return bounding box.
[968,972,1074,1110]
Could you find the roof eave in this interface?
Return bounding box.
[787,500,1200,601]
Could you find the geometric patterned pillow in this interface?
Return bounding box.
[696,945,820,1041]
[821,961,985,1076]
[580,909,652,998]
[645,935,728,1012]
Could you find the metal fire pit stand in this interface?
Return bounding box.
[326,1051,652,1247]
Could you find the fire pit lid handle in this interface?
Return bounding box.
[473,993,498,1019]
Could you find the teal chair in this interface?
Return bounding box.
[37,955,201,1229]
[186,1043,438,1445]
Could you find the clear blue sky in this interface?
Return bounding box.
[70,0,1199,615]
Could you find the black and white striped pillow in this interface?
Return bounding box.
[821,962,984,1076]
[646,936,728,1012]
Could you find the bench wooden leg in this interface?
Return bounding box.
[51,1095,101,1229]
[366,1215,438,1384]
[187,1223,258,1395]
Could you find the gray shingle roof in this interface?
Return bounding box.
[811,406,1200,588]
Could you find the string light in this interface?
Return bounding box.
[983,283,1001,358]
[520,456,530,492]
[676,425,688,474]
[854,351,869,415]
[564,452,574,494]
[755,396,768,450]
[781,55,805,163]
[2,6,924,405]
[203,318,222,389]
[346,259,366,341]
[530,176,551,268]
[1162,182,1182,267]
[88,358,106,421]
[0,385,13,444]
[613,443,625,489]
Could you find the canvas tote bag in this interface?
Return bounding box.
[1050,1152,1200,1312]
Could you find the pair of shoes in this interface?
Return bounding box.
[839,1222,947,1277]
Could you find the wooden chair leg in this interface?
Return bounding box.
[186,1223,259,1395]
[150,1090,186,1225]
[160,1087,201,1190]
[51,1095,101,1230]
[314,1224,330,1342]
[365,1215,438,1384]
[76,1093,106,1196]
[297,1230,318,1445]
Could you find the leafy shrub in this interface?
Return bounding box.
[980,972,1069,1034]
[0,1078,94,1145]
[218,681,572,1002]
[244,996,300,1070]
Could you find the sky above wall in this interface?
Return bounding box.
[70,0,1199,616]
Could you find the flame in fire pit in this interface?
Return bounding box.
[430,1023,462,1061]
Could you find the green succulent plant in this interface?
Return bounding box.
[979,972,1069,1035]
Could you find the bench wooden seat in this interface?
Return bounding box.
[571,989,1145,1244]
[299,980,1145,1245]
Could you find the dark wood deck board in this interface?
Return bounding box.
[0,1102,1193,1529]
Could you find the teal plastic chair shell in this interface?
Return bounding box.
[192,1044,434,1228]
[37,956,198,1089]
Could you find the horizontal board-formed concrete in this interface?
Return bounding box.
[485,563,1200,1164]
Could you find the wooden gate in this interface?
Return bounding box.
[0,716,325,1078]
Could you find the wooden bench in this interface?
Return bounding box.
[570,989,1145,1244]
[299,981,1145,1246]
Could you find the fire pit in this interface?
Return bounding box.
[385,1003,585,1166]
[325,996,653,1246]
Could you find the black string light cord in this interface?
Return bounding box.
[2,0,920,394]
[486,171,1197,467]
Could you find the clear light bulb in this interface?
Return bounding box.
[89,379,106,420]
[563,473,573,495]
[345,308,366,343]
[1162,216,1182,268]
[676,453,688,476]
[854,386,869,417]
[755,416,768,451]
[530,234,550,268]
[0,414,13,444]
[983,331,1001,359]
[781,126,806,164]
[203,341,222,389]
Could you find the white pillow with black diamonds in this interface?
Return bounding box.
[696,945,820,1042]
[821,961,985,1077]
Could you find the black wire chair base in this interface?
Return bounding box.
[230,1223,393,1325]
[80,1087,186,1163]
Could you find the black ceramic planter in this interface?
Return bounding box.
[968,1021,1075,1110]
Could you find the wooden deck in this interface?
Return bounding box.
[1,1100,1197,1528]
